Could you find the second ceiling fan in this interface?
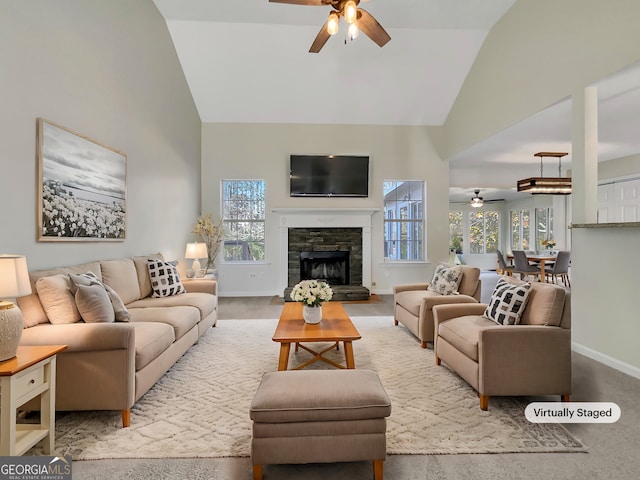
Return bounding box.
[470,190,505,208]
[269,0,391,53]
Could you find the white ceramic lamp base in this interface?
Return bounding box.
[0,303,24,362]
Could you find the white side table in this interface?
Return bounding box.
[0,345,67,455]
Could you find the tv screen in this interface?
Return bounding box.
[290,155,369,197]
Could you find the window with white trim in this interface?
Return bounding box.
[510,209,531,251]
[469,210,499,254]
[383,181,424,261]
[222,180,265,261]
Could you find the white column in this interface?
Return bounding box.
[572,86,599,224]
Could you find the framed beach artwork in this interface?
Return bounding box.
[37,118,127,241]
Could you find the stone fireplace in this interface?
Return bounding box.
[274,208,378,301]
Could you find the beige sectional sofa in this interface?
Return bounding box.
[17,254,217,427]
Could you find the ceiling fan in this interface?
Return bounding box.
[269,0,391,53]
[470,190,505,208]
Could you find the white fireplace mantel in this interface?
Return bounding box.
[273,208,380,293]
[272,208,380,228]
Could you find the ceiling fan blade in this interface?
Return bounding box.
[269,0,329,5]
[309,21,331,53]
[356,8,391,47]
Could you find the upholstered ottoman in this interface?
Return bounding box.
[250,369,392,480]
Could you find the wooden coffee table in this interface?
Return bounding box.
[273,302,361,371]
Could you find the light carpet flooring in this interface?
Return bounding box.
[67,273,640,479]
[40,317,584,460]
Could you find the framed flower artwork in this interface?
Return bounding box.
[36,118,127,241]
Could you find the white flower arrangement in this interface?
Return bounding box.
[290,280,333,307]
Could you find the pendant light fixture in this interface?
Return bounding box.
[517,152,571,195]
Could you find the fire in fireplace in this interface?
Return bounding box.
[300,251,350,286]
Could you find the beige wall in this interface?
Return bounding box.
[444,0,640,160]
[598,154,640,181]
[201,123,449,296]
[444,0,640,376]
[0,1,202,270]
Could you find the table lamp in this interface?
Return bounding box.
[0,255,32,361]
[185,242,208,278]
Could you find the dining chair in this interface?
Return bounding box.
[512,250,542,281]
[545,250,571,287]
[496,250,514,276]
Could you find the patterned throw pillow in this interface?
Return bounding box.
[147,259,186,298]
[427,264,463,295]
[484,278,532,325]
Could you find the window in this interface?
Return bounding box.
[449,211,463,254]
[468,211,499,254]
[383,181,424,261]
[222,180,265,261]
[536,207,554,250]
[510,209,531,251]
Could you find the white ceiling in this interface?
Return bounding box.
[153,0,518,125]
[152,0,640,204]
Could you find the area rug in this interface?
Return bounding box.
[38,317,586,459]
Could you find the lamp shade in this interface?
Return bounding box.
[0,255,31,299]
[185,243,208,260]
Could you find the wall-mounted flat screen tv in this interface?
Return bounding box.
[290,155,369,197]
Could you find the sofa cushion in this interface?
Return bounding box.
[458,265,481,297]
[35,274,81,324]
[484,278,532,325]
[129,306,199,341]
[133,254,164,299]
[132,322,175,371]
[438,315,496,362]
[147,259,186,298]
[69,272,131,322]
[427,264,463,295]
[394,290,442,316]
[520,283,566,326]
[101,258,141,304]
[128,292,217,322]
[74,283,115,323]
[19,261,103,327]
[250,370,391,423]
[500,276,567,326]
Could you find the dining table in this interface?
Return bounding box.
[507,252,558,283]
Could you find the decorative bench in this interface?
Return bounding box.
[250,369,392,480]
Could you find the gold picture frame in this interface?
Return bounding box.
[37,118,127,241]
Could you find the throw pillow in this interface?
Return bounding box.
[484,278,532,325]
[35,274,81,324]
[427,264,463,295]
[74,284,115,323]
[147,259,186,298]
[69,272,131,322]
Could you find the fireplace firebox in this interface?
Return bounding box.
[300,251,350,285]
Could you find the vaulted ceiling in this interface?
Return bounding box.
[153,0,640,204]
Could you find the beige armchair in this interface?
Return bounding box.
[433,280,571,410]
[393,265,481,348]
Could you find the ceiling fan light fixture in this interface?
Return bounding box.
[348,23,359,40]
[327,12,339,35]
[344,0,358,24]
[470,190,484,208]
[517,152,572,195]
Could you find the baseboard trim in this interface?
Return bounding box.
[572,342,640,379]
